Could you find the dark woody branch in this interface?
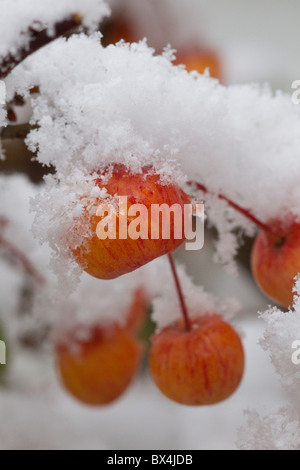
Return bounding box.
[0,123,36,140]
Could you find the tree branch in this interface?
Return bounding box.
[188,181,282,244]
[0,232,45,286]
[0,14,82,79]
[0,123,36,140]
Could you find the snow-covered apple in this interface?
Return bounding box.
[71,164,191,280]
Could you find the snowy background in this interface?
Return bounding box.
[0,0,300,450]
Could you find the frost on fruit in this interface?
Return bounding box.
[238,279,300,450]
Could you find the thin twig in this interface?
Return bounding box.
[0,233,45,286]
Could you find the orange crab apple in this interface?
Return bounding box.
[56,325,143,406]
[174,46,222,80]
[149,314,245,406]
[125,288,148,334]
[71,164,191,280]
[102,15,136,46]
[251,221,300,308]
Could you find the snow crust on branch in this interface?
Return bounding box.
[0,0,109,60]
[6,34,300,271]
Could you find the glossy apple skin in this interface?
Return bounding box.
[56,326,142,406]
[251,223,300,308]
[174,47,222,80]
[72,165,191,280]
[149,315,244,406]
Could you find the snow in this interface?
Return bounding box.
[0,0,110,60]
[5,34,300,273]
[237,280,300,450]
[238,408,300,451]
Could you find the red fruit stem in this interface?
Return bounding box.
[188,181,283,244]
[0,14,82,79]
[0,233,45,286]
[167,253,191,332]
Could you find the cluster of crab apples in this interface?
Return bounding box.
[54,161,300,408]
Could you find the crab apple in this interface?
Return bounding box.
[251,222,300,308]
[56,326,143,406]
[125,288,148,334]
[174,46,222,80]
[102,15,136,46]
[149,314,244,406]
[71,164,191,280]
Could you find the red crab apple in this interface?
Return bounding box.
[56,325,143,406]
[71,164,191,280]
[251,221,300,308]
[149,314,245,406]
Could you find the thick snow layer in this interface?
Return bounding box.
[6,34,300,273]
[0,0,109,59]
[5,35,300,224]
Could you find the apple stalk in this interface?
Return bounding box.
[167,253,191,331]
[188,181,283,245]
